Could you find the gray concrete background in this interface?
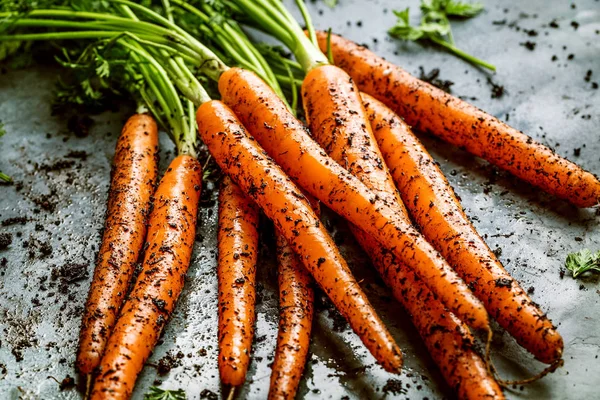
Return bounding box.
[0,0,599,399]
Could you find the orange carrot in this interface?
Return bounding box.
[217,176,260,387]
[269,196,319,400]
[77,114,159,375]
[361,92,563,364]
[219,67,488,331]
[316,31,600,208]
[196,99,403,373]
[300,65,502,398]
[358,235,504,400]
[91,155,202,399]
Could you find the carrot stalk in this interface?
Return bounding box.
[269,196,319,400]
[217,176,260,387]
[361,92,564,365]
[91,155,202,399]
[196,99,403,373]
[316,31,600,208]
[219,67,488,331]
[77,114,159,375]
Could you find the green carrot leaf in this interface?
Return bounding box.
[144,386,186,400]
[389,9,426,41]
[565,249,600,278]
[388,1,495,71]
[443,1,484,17]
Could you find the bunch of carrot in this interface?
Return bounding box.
[2,0,599,399]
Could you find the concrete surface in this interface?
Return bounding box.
[0,0,599,399]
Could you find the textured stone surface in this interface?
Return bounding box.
[0,0,599,399]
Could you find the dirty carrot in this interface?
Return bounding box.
[91,154,202,399]
[357,235,504,400]
[77,114,159,375]
[301,65,502,397]
[217,176,260,387]
[219,66,488,331]
[197,99,403,373]
[315,31,600,208]
[269,196,319,400]
[361,92,564,364]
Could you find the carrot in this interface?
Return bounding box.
[300,66,502,398]
[217,176,260,387]
[357,235,504,400]
[315,31,600,208]
[196,99,403,373]
[269,196,319,400]
[219,67,488,331]
[77,114,159,375]
[361,92,564,365]
[91,155,202,399]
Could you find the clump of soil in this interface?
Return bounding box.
[418,67,454,93]
[50,262,89,295]
[0,233,12,250]
[156,350,185,375]
[1,217,27,226]
[38,160,76,172]
[487,77,505,99]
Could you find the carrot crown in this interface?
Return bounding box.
[229,0,328,73]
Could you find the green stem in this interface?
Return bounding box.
[0,172,11,183]
[106,0,228,81]
[275,74,303,88]
[161,0,174,23]
[429,35,496,71]
[231,0,328,72]
[295,0,317,47]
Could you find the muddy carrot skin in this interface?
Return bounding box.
[300,67,502,398]
[91,155,202,399]
[219,67,488,331]
[217,176,260,387]
[269,197,319,400]
[77,114,159,375]
[358,236,504,400]
[361,93,563,364]
[315,32,600,208]
[196,100,403,373]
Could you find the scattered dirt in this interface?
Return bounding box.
[65,150,89,160]
[23,236,53,259]
[1,217,27,226]
[418,67,454,93]
[0,233,12,250]
[382,379,407,395]
[200,389,218,400]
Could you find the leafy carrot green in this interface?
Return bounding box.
[144,386,186,400]
[389,0,495,71]
[565,249,600,278]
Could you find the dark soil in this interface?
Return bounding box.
[0,233,12,250]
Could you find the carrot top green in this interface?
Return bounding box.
[229,0,328,72]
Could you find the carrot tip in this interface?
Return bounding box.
[84,374,92,400]
[226,386,236,400]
